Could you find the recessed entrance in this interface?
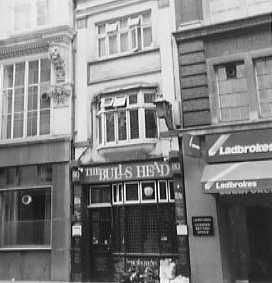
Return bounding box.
[219,196,272,283]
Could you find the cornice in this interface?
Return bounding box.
[174,13,272,42]
[76,0,155,19]
[0,25,76,60]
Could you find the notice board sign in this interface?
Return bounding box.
[192,216,214,236]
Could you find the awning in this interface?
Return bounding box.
[201,160,272,194]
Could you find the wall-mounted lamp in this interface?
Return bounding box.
[154,92,174,130]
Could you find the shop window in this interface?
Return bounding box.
[12,0,49,32]
[0,165,52,188]
[111,180,177,255]
[1,58,51,139]
[97,89,158,147]
[255,56,272,118]
[89,185,111,206]
[0,187,51,248]
[97,11,152,58]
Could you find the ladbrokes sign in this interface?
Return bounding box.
[206,129,272,162]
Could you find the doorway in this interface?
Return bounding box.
[88,207,113,282]
[221,199,272,283]
[246,206,272,282]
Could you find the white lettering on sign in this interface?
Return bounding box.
[217,143,272,156]
[85,161,171,181]
[214,180,257,190]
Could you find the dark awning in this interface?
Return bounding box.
[201,160,272,194]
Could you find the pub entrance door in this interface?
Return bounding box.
[88,207,113,282]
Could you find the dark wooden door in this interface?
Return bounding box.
[89,207,113,282]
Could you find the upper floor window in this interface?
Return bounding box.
[210,53,272,124]
[13,0,49,32]
[1,58,51,139]
[97,12,153,58]
[97,89,158,146]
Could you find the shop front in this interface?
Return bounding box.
[71,158,184,282]
[201,129,272,283]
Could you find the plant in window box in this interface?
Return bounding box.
[46,84,71,104]
[120,266,158,283]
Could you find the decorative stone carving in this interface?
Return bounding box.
[48,43,66,82]
[47,84,71,104]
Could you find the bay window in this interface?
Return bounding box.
[1,58,51,139]
[97,90,158,146]
[0,165,52,248]
[97,12,153,58]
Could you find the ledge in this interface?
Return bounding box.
[160,119,272,138]
[174,13,272,42]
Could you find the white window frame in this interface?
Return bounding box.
[124,182,140,204]
[140,181,157,203]
[168,180,175,202]
[96,12,153,58]
[158,180,169,203]
[0,57,52,140]
[88,185,112,208]
[112,183,124,205]
[0,185,52,250]
[97,89,158,147]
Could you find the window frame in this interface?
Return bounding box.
[207,48,272,125]
[0,185,52,250]
[0,57,52,140]
[96,11,153,59]
[96,89,158,147]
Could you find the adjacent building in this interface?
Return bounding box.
[72,0,188,282]
[0,0,75,280]
[175,1,272,283]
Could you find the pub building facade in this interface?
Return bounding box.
[0,0,75,280]
[72,0,186,281]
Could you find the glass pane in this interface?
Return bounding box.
[109,34,118,55]
[40,165,52,183]
[131,28,137,49]
[142,205,159,253]
[28,86,38,111]
[159,205,177,253]
[98,116,102,144]
[159,181,167,201]
[145,109,158,138]
[98,24,106,34]
[125,183,139,202]
[142,13,151,24]
[20,166,38,185]
[98,38,106,57]
[118,111,127,141]
[27,111,38,136]
[141,181,156,201]
[0,188,51,247]
[40,84,50,109]
[90,186,111,204]
[0,167,17,187]
[14,87,24,112]
[125,206,142,253]
[106,112,115,142]
[169,181,175,200]
[144,92,155,103]
[129,110,139,139]
[40,109,50,135]
[1,90,13,139]
[120,32,128,52]
[129,94,137,104]
[13,113,24,138]
[29,61,39,84]
[143,27,152,48]
[15,62,25,86]
[40,58,51,82]
[4,65,14,88]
